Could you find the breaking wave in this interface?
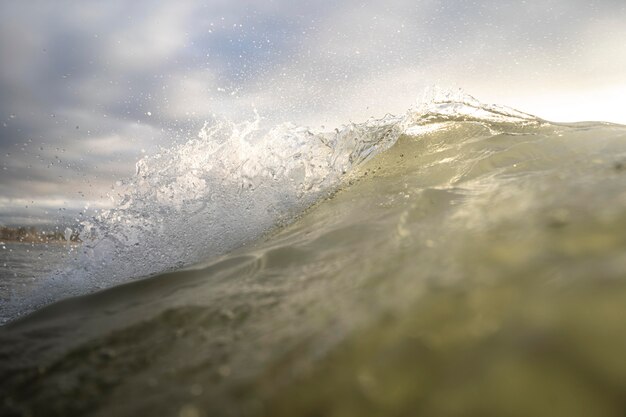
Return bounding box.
[6,91,547,319]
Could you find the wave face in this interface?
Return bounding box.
[2,94,626,416]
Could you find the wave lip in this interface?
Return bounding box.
[409,90,541,125]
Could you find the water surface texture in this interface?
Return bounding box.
[2,98,626,416]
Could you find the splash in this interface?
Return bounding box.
[74,111,404,288]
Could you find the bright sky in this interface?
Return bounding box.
[1,0,625,225]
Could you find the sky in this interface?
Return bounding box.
[0,0,625,226]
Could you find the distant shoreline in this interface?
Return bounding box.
[0,226,81,244]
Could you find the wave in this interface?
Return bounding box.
[5,91,548,319]
[4,93,626,415]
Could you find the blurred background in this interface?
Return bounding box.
[1,0,625,226]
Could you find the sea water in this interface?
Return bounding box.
[0,242,73,321]
[2,95,626,416]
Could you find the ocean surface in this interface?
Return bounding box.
[0,242,74,320]
[2,96,626,416]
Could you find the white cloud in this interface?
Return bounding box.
[1,0,626,226]
[105,3,196,71]
[160,70,220,120]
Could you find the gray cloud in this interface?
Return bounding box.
[1,0,625,225]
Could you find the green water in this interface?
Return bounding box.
[2,120,626,416]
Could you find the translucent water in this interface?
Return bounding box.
[2,97,626,416]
